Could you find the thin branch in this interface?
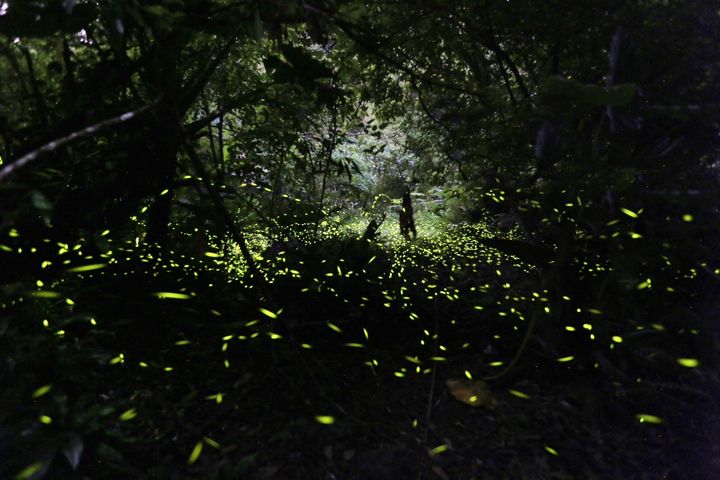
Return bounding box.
[0,100,159,183]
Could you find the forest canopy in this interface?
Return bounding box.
[1,1,719,479]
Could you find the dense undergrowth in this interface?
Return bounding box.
[1,215,719,480]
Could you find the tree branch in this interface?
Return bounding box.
[0,99,159,183]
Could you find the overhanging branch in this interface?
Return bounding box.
[0,99,159,183]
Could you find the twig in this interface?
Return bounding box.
[0,100,158,183]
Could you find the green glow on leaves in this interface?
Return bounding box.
[66,263,108,273]
[187,441,203,465]
[205,393,223,404]
[152,292,191,300]
[636,413,663,424]
[109,353,124,365]
[38,415,52,424]
[259,307,278,319]
[429,444,449,456]
[620,208,639,218]
[677,358,699,368]
[509,389,531,399]
[15,462,45,480]
[119,408,137,421]
[544,446,559,456]
[315,415,335,425]
[30,291,61,299]
[32,385,52,399]
[203,437,221,449]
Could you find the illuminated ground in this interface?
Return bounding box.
[1,216,718,479]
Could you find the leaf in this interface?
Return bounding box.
[62,434,83,470]
[446,378,496,407]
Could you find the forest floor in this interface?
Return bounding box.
[2,217,720,480]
